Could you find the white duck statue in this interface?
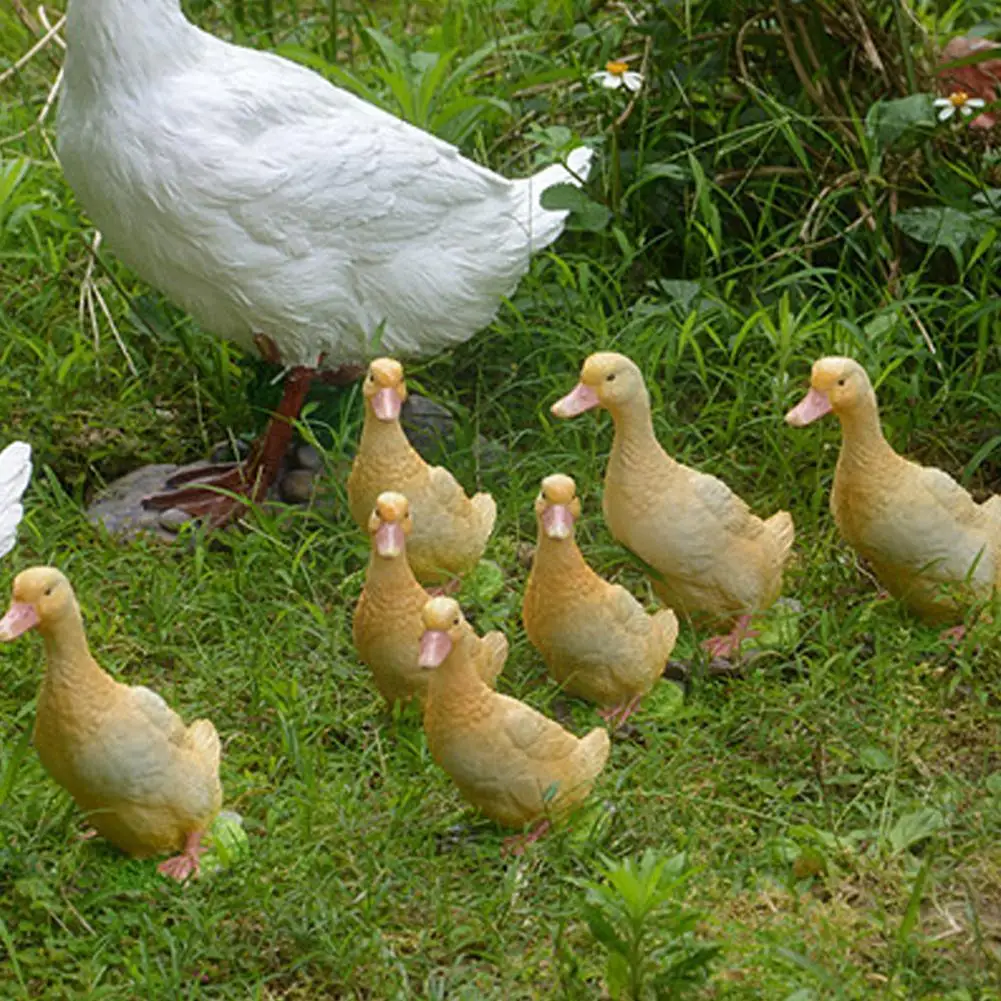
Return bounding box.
[57,0,592,526]
[1,441,32,558]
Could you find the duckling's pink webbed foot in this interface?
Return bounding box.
[157,830,206,883]
[599,694,643,728]
[702,615,757,660]
[940,624,966,646]
[502,819,552,856]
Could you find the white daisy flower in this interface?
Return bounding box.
[591,60,644,94]
[933,91,987,121]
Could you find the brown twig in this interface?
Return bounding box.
[713,165,805,185]
[799,170,866,243]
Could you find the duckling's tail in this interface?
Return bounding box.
[185,718,221,772]
[576,727,611,782]
[518,146,594,251]
[471,491,498,544]
[652,608,680,664]
[766,510,796,566]
[478,630,509,688]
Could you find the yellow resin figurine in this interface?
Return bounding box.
[522,474,678,725]
[353,491,506,707]
[553,352,794,657]
[347,358,495,584]
[419,596,610,851]
[0,567,222,881]
[787,356,1001,630]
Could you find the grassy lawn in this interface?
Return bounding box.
[2,0,1001,997]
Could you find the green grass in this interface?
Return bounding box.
[2,0,1001,997]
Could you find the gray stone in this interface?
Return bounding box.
[294,443,323,472]
[209,438,251,464]
[87,463,185,542]
[401,393,455,456]
[402,392,503,470]
[281,468,316,504]
[158,507,195,533]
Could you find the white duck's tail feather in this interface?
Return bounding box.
[516,146,594,252]
[0,442,32,560]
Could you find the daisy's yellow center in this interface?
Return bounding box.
[948,91,970,107]
[605,60,629,76]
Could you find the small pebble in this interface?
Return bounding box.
[209,439,251,464]
[159,507,194,533]
[662,660,690,682]
[294,443,323,471]
[281,468,315,504]
[707,657,745,679]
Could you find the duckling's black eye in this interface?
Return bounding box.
[606,373,616,382]
[453,617,460,626]
[837,378,846,387]
[43,586,53,597]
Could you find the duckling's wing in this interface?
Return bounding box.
[128,686,188,745]
[690,469,764,541]
[0,442,31,559]
[917,466,983,524]
[427,465,468,507]
[608,584,653,636]
[501,698,580,763]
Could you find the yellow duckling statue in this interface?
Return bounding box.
[419,596,610,852]
[0,567,222,881]
[353,491,507,707]
[522,474,678,725]
[786,356,1001,628]
[347,358,496,585]
[552,352,795,657]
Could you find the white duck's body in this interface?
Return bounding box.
[57,0,592,366]
[0,442,32,559]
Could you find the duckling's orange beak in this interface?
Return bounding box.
[371,387,403,421]
[552,383,599,418]
[374,520,405,558]
[418,629,452,668]
[785,387,833,427]
[0,601,39,641]
[542,504,575,540]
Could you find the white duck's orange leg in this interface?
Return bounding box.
[142,347,361,528]
[702,614,758,660]
[157,830,206,883]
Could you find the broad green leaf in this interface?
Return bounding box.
[583,903,627,956]
[865,94,935,152]
[894,206,987,261]
[888,808,945,855]
[540,183,611,231]
[859,746,893,771]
